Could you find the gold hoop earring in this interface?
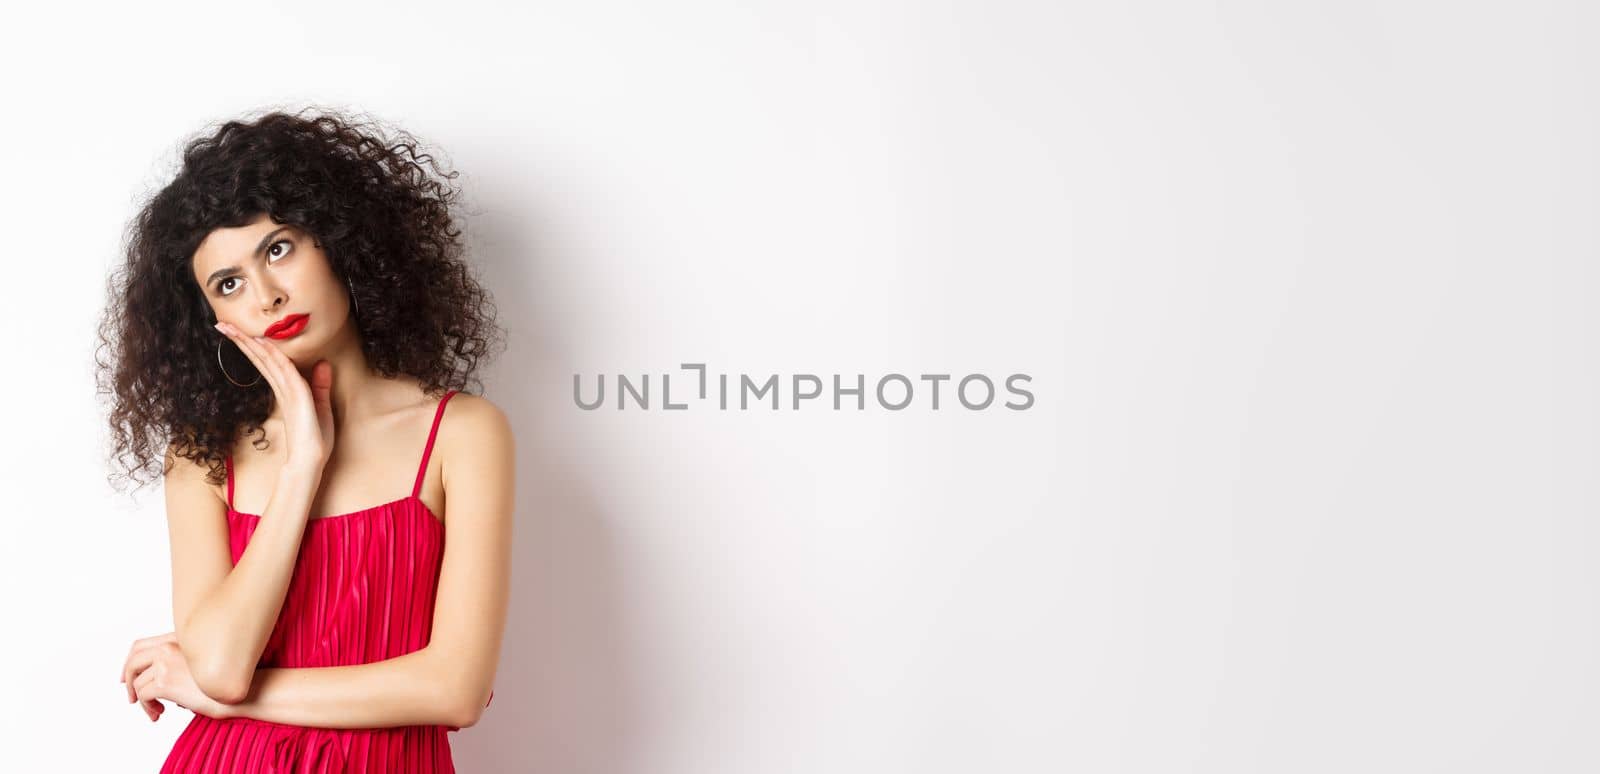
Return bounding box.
[216,337,261,387]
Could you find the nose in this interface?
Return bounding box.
[253,277,287,312]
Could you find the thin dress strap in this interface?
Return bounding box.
[413,390,460,499]
[224,453,234,510]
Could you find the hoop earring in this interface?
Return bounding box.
[347,277,361,322]
[216,337,261,387]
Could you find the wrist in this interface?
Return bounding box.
[281,457,324,478]
[277,462,324,496]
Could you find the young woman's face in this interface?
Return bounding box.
[191,212,352,363]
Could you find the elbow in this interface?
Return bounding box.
[445,682,493,729]
[429,646,493,728]
[191,656,252,706]
[211,680,252,707]
[448,695,485,729]
[176,628,256,705]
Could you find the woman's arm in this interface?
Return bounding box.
[211,396,514,728]
[165,446,320,704]
[212,647,469,728]
[171,326,339,704]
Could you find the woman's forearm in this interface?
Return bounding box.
[179,465,321,703]
[211,646,472,729]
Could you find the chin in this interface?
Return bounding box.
[275,320,346,365]
[271,336,320,365]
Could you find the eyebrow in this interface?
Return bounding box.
[203,226,294,289]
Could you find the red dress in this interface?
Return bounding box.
[161,389,493,773]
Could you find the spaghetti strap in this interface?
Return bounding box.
[413,390,460,499]
[224,454,234,509]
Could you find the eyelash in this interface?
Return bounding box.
[218,239,293,296]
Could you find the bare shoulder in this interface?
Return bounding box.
[439,392,514,454]
[437,392,516,519]
[162,441,227,508]
[161,441,230,514]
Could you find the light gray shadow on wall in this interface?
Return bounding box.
[450,185,645,774]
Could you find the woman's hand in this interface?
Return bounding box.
[214,321,336,472]
[121,632,231,721]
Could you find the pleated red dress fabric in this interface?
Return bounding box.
[160,389,493,773]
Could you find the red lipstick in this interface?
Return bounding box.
[265,313,309,340]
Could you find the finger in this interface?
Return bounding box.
[249,335,322,439]
[124,650,155,702]
[134,670,155,707]
[311,359,334,394]
[245,330,311,408]
[311,360,334,423]
[123,633,170,702]
[133,674,164,721]
[124,658,142,699]
[127,632,171,653]
[123,635,167,671]
[253,333,314,400]
[123,647,142,685]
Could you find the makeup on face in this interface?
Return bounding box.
[265,313,310,340]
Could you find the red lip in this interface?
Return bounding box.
[265,313,309,339]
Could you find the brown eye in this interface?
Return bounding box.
[217,238,293,297]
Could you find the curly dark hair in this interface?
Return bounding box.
[96,106,505,494]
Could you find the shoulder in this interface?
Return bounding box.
[162,441,228,511]
[162,442,206,485]
[440,391,510,432]
[435,392,516,515]
[437,392,515,462]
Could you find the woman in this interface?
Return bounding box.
[98,108,514,772]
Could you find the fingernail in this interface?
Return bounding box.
[214,322,226,334]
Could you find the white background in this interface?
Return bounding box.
[2,1,1595,771]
